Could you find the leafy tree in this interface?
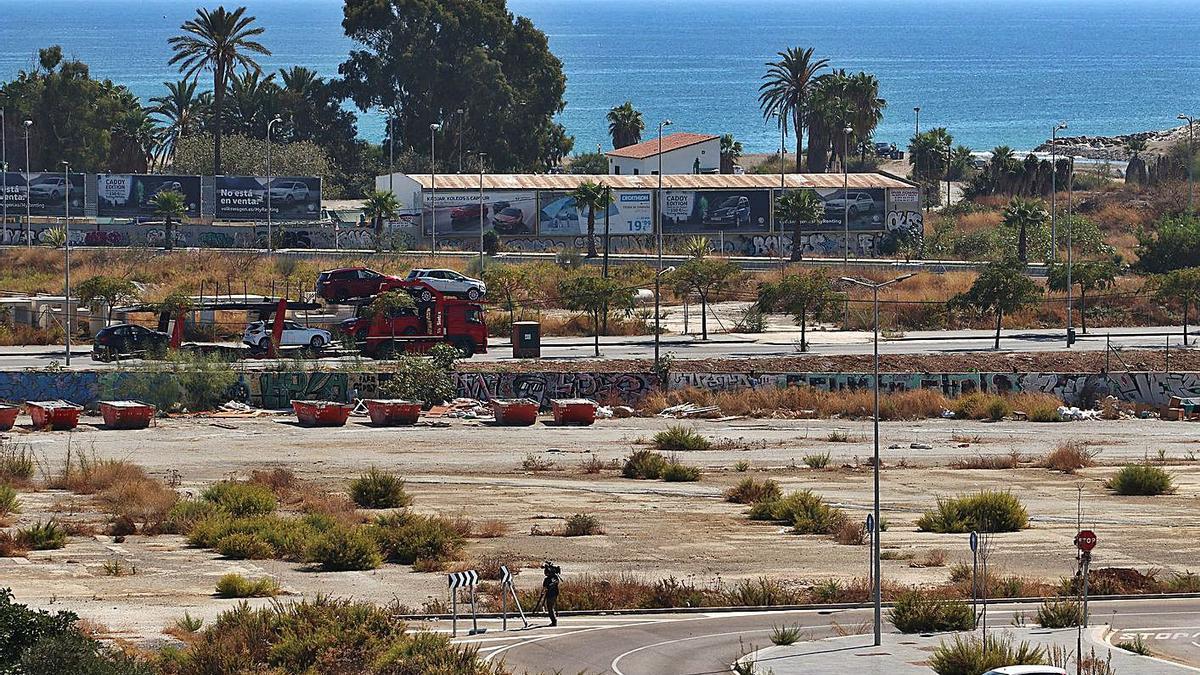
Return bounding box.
[379,354,457,405]
[1048,259,1119,333]
[952,258,1042,349]
[607,101,644,149]
[483,265,529,325]
[909,128,953,208]
[171,134,331,187]
[340,0,572,172]
[1151,267,1200,344]
[168,5,271,175]
[367,290,415,321]
[558,274,636,356]
[75,276,138,326]
[1002,197,1048,263]
[1134,215,1200,274]
[152,190,187,251]
[720,134,744,173]
[757,271,838,352]
[362,191,400,251]
[669,258,745,340]
[759,46,829,172]
[775,190,826,261]
[569,151,609,175]
[568,181,612,258]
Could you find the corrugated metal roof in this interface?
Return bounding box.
[407,173,914,191]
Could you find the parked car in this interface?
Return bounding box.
[92,324,169,361]
[315,267,402,302]
[339,305,422,340]
[243,320,332,350]
[491,206,527,234]
[149,181,184,199]
[268,180,311,203]
[450,203,487,228]
[28,176,69,201]
[405,269,487,301]
[705,195,751,227]
[824,191,876,217]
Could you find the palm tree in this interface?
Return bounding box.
[168,5,271,175]
[776,189,826,261]
[152,190,187,251]
[720,134,743,174]
[805,72,852,172]
[846,72,886,163]
[607,101,644,149]
[988,145,1018,193]
[569,181,612,258]
[362,191,400,252]
[1002,197,1048,263]
[151,79,206,164]
[280,66,319,96]
[225,70,280,137]
[759,47,829,172]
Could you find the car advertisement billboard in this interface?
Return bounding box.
[775,188,888,232]
[538,190,653,236]
[660,190,770,233]
[96,174,201,218]
[214,176,321,221]
[421,191,537,236]
[0,172,86,217]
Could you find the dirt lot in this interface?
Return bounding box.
[1,412,1198,645]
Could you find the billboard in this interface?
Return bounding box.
[660,190,771,233]
[776,188,888,232]
[422,190,536,236]
[538,190,653,236]
[0,172,86,217]
[96,174,201,218]
[215,176,321,221]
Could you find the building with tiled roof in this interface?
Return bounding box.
[604,132,720,175]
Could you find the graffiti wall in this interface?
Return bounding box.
[0,222,387,250]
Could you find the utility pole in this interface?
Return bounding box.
[23,120,32,246]
[1051,121,1068,260]
[62,161,71,367]
[266,116,281,254]
[654,119,672,375]
[430,122,442,254]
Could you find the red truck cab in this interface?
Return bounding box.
[350,281,488,358]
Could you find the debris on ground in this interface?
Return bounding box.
[596,406,614,419]
[910,442,933,450]
[1057,405,1102,421]
[659,403,722,418]
[209,401,276,418]
[435,398,493,420]
[610,405,636,418]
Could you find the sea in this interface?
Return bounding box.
[2,0,1199,155]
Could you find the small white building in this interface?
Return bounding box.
[606,132,720,176]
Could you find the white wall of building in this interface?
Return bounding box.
[607,137,720,176]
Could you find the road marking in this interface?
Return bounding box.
[610,628,775,675]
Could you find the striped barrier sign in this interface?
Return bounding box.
[448,570,479,590]
[448,569,483,636]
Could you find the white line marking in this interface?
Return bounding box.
[610,628,774,675]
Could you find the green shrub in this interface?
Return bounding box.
[749,490,848,535]
[349,467,411,509]
[0,486,19,520]
[802,452,831,469]
[215,533,276,560]
[1034,598,1082,628]
[0,588,153,674]
[917,491,1027,533]
[214,573,280,598]
[563,513,603,537]
[952,392,992,419]
[929,633,1045,675]
[109,351,238,413]
[370,513,465,565]
[0,441,35,485]
[202,481,278,517]
[724,477,782,504]
[164,499,222,535]
[378,355,456,404]
[308,528,383,571]
[187,515,325,562]
[984,397,1012,421]
[17,521,67,550]
[1105,465,1175,496]
[889,593,975,633]
[661,460,701,482]
[623,449,668,479]
[770,624,804,646]
[1116,634,1151,655]
[651,425,712,452]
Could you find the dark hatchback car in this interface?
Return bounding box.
[315,267,401,302]
[92,324,169,361]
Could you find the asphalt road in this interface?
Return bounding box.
[452,597,1200,674]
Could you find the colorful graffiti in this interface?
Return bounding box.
[454,371,657,407]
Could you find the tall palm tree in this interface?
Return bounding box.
[110,106,160,172]
[168,5,271,175]
[759,47,829,172]
[569,181,612,258]
[805,72,852,172]
[1002,197,1047,263]
[720,134,743,173]
[607,101,644,149]
[846,72,886,162]
[151,79,206,164]
[280,66,319,96]
[362,190,400,251]
[152,190,187,251]
[225,70,280,137]
[776,189,826,261]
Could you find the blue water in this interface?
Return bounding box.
[2,0,1199,154]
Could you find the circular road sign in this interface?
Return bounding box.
[1074,530,1097,552]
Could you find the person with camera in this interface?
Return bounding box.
[542,561,561,626]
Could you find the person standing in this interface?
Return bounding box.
[542,561,561,626]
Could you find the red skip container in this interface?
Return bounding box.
[551,398,597,426]
[26,400,83,431]
[98,400,157,430]
[364,399,423,426]
[292,400,354,427]
[0,404,19,431]
[490,398,540,426]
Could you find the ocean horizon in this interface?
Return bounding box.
[2,0,1199,156]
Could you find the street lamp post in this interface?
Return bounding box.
[843,125,852,266]
[914,107,921,216]
[840,271,919,648]
[2,108,7,231]
[430,122,442,254]
[777,111,787,271]
[23,120,31,246]
[456,108,465,173]
[654,119,672,374]
[477,150,486,272]
[266,116,282,254]
[1067,157,1075,348]
[1051,121,1068,260]
[62,160,72,367]
[1179,114,1195,213]
[945,140,952,209]
[387,111,395,197]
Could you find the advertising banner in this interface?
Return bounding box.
[96,174,201,218]
[538,190,653,236]
[422,190,536,235]
[214,176,321,221]
[660,190,770,233]
[0,172,86,217]
[776,188,888,232]
[885,188,924,236]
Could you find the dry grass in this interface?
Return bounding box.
[474,519,509,539]
[644,386,951,420]
[950,451,1022,470]
[42,446,149,495]
[1039,440,1098,473]
[96,478,178,534]
[956,210,1003,234]
[833,520,866,546]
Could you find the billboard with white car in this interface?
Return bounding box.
[775,188,887,232]
[537,190,653,236]
[214,176,321,221]
[659,190,771,233]
[0,172,87,217]
[96,174,201,218]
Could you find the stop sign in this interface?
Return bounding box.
[1075,530,1097,552]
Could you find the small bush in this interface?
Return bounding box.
[652,425,712,452]
[349,467,411,509]
[803,452,831,469]
[661,460,701,482]
[371,513,465,565]
[1035,598,1082,628]
[0,485,19,522]
[164,499,222,535]
[202,481,277,517]
[724,477,782,504]
[214,573,280,598]
[1013,392,1066,423]
[950,452,1020,470]
[186,514,326,562]
[984,397,1012,421]
[520,454,555,472]
[917,491,1028,533]
[0,441,35,486]
[563,513,604,537]
[623,449,668,479]
[1105,465,1175,496]
[929,633,1045,675]
[750,490,848,535]
[96,478,178,533]
[475,519,508,538]
[734,460,750,472]
[17,520,67,550]
[833,520,865,545]
[770,624,804,646]
[45,451,146,494]
[1116,634,1151,656]
[826,429,852,443]
[307,528,383,571]
[1039,440,1097,473]
[215,533,276,560]
[889,593,975,633]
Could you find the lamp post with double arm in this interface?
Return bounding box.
[654,119,672,374]
[62,160,72,366]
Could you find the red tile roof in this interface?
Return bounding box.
[605,132,719,160]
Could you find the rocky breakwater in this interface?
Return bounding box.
[1035,125,1190,161]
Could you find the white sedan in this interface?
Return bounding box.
[243,320,332,350]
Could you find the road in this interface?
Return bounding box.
[0,324,1191,370]
[449,597,1200,674]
